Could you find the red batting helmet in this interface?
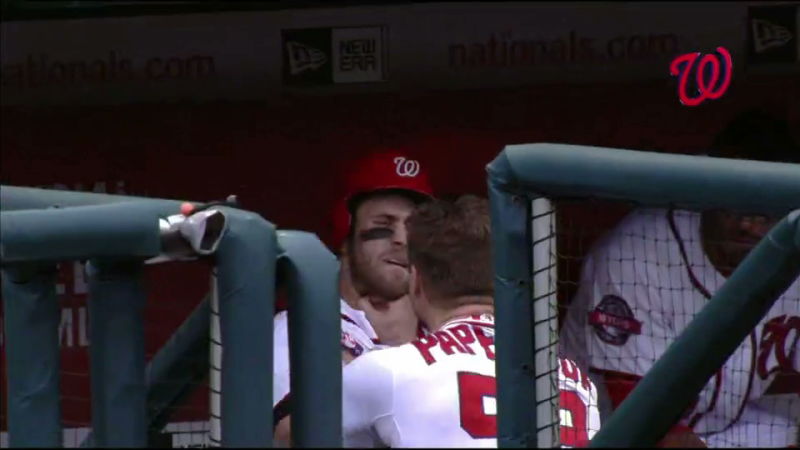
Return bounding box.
[330,150,434,252]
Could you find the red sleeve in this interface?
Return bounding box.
[598,369,694,434]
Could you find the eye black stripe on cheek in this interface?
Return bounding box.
[358,227,394,241]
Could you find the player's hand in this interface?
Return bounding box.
[357,294,419,346]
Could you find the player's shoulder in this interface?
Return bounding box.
[346,343,418,379]
[364,339,432,365]
[589,207,686,258]
[375,341,425,364]
[608,207,672,238]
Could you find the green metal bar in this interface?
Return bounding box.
[145,294,211,433]
[0,202,163,263]
[277,230,342,447]
[1,264,62,448]
[86,260,148,447]
[590,210,800,447]
[499,144,800,215]
[214,208,276,447]
[487,153,538,448]
[0,185,193,213]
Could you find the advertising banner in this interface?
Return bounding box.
[0,2,774,106]
[282,26,388,85]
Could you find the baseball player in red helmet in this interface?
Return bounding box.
[272,150,434,445]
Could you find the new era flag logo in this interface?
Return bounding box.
[747,5,799,65]
[285,41,328,75]
[282,26,387,86]
[752,19,793,54]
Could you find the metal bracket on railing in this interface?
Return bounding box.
[148,209,229,264]
[146,195,240,264]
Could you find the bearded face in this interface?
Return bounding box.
[701,209,778,276]
[347,193,416,301]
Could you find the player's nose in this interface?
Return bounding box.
[393,223,408,246]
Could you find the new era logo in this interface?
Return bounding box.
[747,5,798,66]
[751,18,793,54]
[285,41,328,75]
[282,26,387,86]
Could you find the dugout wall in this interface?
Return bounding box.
[2,86,798,447]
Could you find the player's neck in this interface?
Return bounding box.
[427,299,494,331]
[700,216,734,278]
[340,282,360,310]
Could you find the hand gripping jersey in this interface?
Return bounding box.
[273,299,382,427]
[342,314,600,447]
[560,208,800,448]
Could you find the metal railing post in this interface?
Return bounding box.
[214,209,276,447]
[87,260,148,447]
[1,264,62,447]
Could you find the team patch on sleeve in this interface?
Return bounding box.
[588,295,642,346]
[341,330,365,357]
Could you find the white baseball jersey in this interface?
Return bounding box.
[273,299,382,424]
[560,208,800,448]
[342,314,601,448]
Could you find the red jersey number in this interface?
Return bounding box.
[457,372,497,438]
[458,372,590,446]
[560,390,590,447]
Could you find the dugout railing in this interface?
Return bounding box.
[0,186,342,448]
[486,143,800,448]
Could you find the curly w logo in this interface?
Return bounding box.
[757,315,800,395]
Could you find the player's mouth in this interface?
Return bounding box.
[385,259,408,269]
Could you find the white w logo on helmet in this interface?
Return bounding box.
[393,157,421,177]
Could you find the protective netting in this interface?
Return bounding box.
[545,199,799,448]
[528,198,628,447]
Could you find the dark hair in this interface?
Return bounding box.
[710,109,799,163]
[406,195,493,303]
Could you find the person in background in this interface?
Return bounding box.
[560,109,800,448]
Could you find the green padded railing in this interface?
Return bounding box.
[486,144,800,447]
[0,185,342,447]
